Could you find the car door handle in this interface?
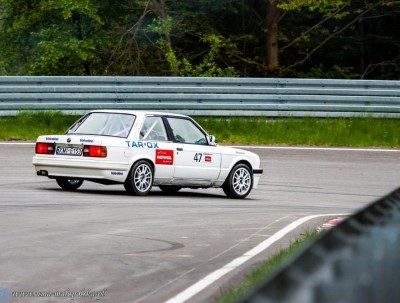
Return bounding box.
[176,148,183,151]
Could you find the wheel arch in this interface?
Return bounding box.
[223,159,254,185]
[124,154,155,182]
[124,158,155,196]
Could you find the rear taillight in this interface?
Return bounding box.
[35,142,55,154]
[83,145,107,157]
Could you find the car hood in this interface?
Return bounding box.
[219,145,260,159]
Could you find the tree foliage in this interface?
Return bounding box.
[0,0,399,79]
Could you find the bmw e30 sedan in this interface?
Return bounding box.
[32,110,263,199]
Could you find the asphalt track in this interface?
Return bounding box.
[1,143,399,303]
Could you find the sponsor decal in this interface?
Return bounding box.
[46,137,59,141]
[80,139,94,143]
[111,171,123,176]
[194,153,212,163]
[156,149,174,165]
[125,141,159,149]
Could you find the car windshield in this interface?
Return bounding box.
[67,113,136,138]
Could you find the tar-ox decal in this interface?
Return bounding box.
[156,149,174,165]
[126,141,159,149]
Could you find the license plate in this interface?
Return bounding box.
[56,146,83,156]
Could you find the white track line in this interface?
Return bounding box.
[164,214,344,303]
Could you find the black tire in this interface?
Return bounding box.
[56,178,83,190]
[124,160,154,196]
[223,163,253,199]
[159,185,182,194]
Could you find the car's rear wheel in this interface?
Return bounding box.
[159,185,182,194]
[124,160,154,196]
[223,163,253,199]
[56,178,83,190]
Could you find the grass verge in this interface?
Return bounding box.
[216,230,320,303]
[198,116,400,147]
[0,112,80,141]
[0,112,399,147]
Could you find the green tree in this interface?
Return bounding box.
[0,0,113,75]
[0,0,399,78]
[263,0,400,78]
[105,0,241,76]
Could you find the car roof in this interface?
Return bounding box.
[89,110,189,119]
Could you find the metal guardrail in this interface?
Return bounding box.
[238,188,400,303]
[1,76,400,117]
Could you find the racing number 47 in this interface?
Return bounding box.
[194,153,203,162]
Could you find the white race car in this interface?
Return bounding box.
[32,110,263,199]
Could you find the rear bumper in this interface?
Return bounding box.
[253,169,263,189]
[32,156,130,182]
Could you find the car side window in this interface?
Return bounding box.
[166,117,207,145]
[139,116,168,141]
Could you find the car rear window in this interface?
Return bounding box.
[67,113,136,138]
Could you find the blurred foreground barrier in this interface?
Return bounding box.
[0,76,400,117]
[238,188,400,303]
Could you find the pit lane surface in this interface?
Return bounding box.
[1,144,399,303]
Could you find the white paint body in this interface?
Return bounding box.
[32,110,262,192]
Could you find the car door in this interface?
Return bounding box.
[164,117,221,184]
[138,115,175,183]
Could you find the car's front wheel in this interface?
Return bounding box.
[124,160,154,196]
[223,163,253,199]
[56,178,83,190]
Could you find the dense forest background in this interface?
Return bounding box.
[0,0,399,79]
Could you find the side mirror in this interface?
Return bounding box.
[207,135,217,146]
